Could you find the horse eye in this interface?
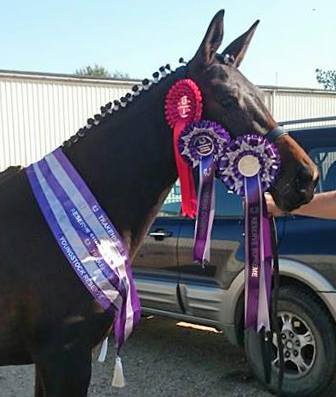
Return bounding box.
[220,96,237,108]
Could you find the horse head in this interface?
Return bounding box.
[59,10,318,250]
[187,10,318,211]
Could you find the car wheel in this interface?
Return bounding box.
[244,285,336,397]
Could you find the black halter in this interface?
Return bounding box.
[265,126,288,142]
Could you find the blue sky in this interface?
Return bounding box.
[0,0,335,88]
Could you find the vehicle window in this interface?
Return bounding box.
[159,180,182,216]
[159,145,336,218]
[310,147,336,192]
[159,177,244,218]
[215,178,243,217]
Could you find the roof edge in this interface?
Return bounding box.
[1,69,336,94]
[0,69,141,85]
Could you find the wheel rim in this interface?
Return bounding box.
[272,310,316,379]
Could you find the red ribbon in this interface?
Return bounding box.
[173,119,197,217]
[165,79,202,218]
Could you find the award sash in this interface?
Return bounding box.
[27,148,141,352]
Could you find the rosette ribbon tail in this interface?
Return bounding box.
[193,154,216,265]
[244,175,272,332]
[260,193,273,332]
[174,119,197,218]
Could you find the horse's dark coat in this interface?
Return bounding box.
[0,165,22,184]
[0,10,318,397]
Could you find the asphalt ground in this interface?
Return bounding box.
[1,315,335,397]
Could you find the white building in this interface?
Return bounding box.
[1,69,336,171]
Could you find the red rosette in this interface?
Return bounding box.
[165,79,203,218]
[165,79,203,128]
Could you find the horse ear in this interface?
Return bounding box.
[191,10,224,66]
[222,20,260,68]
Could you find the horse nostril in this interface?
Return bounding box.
[295,166,315,196]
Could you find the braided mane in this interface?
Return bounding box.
[62,62,184,147]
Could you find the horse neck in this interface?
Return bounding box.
[62,73,180,257]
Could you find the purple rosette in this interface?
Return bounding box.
[218,134,280,333]
[179,120,230,265]
[179,120,229,167]
[217,134,280,196]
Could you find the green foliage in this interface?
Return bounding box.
[111,70,130,79]
[316,68,336,90]
[74,64,129,79]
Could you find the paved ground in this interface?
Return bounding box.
[0,316,335,397]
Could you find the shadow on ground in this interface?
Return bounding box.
[1,316,335,397]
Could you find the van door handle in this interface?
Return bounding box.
[149,229,172,240]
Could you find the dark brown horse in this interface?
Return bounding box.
[0,10,318,397]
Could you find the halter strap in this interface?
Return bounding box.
[265,127,288,142]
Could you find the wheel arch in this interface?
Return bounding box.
[233,258,336,346]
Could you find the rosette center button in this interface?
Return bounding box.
[238,155,261,177]
[177,95,190,118]
[195,135,214,156]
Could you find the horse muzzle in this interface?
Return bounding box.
[270,164,319,212]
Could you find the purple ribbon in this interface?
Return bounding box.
[218,135,280,332]
[244,175,262,330]
[179,120,230,265]
[193,154,216,264]
[244,176,272,330]
[27,148,141,352]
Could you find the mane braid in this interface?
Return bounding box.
[62,63,177,148]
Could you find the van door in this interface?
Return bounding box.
[133,183,182,313]
[177,179,244,321]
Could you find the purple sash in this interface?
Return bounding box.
[27,148,141,351]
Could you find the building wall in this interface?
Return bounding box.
[0,71,135,171]
[1,70,336,171]
[262,86,336,129]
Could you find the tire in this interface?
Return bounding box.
[244,285,336,397]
